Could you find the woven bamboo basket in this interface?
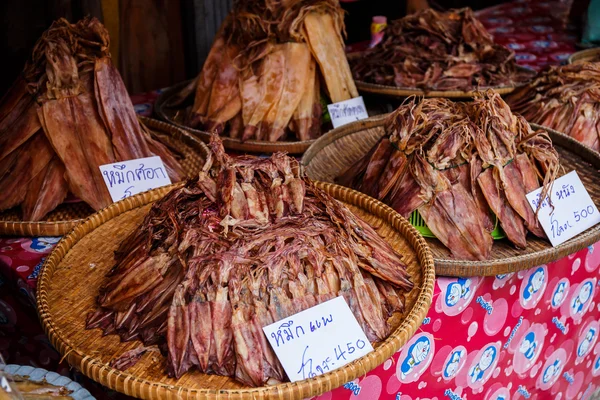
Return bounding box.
[568,47,600,64]
[301,116,600,277]
[155,80,316,154]
[37,181,435,400]
[0,116,210,237]
[346,53,529,99]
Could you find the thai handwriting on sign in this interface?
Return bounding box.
[297,339,368,380]
[526,171,600,247]
[327,97,369,129]
[269,315,334,348]
[102,163,167,189]
[99,156,172,202]
[262,296,373,382]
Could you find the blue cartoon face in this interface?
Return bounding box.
[552,282,566,307]
[469,346,497,384]
[543,359,561,383]
[523,267,545,302]
[30,237,61,252]
[578,328,597,357]
[595,356,600,370]
[445,278,471,307]
[519,332,538,360]
[400,337,431,379]
[571,282,594,314]
[443,350,463,378]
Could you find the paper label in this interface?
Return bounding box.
[526,171,600,246]
[327,96,369,129]
[99,156,172,202]
[262,296,373,382]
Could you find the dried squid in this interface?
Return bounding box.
[506,62,600,152]
[0,17,184,220]
[87,136,413,386]
[350,8,535,92]
[339,92,559,260]
[184,0,357,142]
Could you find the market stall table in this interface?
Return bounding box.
[1,0,599,399]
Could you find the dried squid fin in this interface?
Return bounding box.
[191,33,227,120]
[39,91,114,210]
[21,157,68,221]
[478,168,527,248]
[0,77,41,162]
[0,133,54,211]
[291,58,320,141]
[243,47,285,141]
[267,42,312,142]
[303,12,358,102]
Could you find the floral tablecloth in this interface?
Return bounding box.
[1,0,597,399]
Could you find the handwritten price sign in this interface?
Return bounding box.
[262,296,373,382]
[99,156,171,202]
[526,171,600,246]
[327,96,369,129]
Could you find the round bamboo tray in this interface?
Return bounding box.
[0,116,210,237]
[301,116,600,277]
[37,181,435,400]
[154,80,316,154]
[346,53,530,99]
[568,47,600,64]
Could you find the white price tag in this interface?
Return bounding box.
[327,96,369,129]
[99,156,172,202]
[526,171,600,246]
[262,296,373,382]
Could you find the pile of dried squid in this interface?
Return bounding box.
[176,0,358,142]
[338,92,560,260]
[349,8,535,92]
[507,62,600,151]
[87,136,413,386]
[0,17,183,221]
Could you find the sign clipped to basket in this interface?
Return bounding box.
[526,171,600,247]
[99,156,172,202]
[262,296,374,382]
[327,97,369,129]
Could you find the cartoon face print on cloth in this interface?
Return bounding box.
[437,277,481,316]
[493,273,514,289]
[467,343,500,389]
[576,320,599,360]
[397,333,434,383]
[442,347,467,380]
[569,279,595,321]
[513,323,546,375]
[519,332,537,359]
[20,237,61,253]
[486,386,511,400]
[520,266,547,309]
[537,348,567,390]
[551,278,570,309]
[593,354,600,377]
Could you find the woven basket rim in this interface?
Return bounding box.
[0,116,210,237]
[36,181,436,399]
[346,53,531,98]
[155,80,317,154]
[568,47,600,64]
[301,116,600,276]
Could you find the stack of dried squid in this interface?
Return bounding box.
[338,92,559,260]
[0,17,183,221]
[87,136,413,386]
[178,0,357,142]
[506,62,600,151]
[350,8,535,92]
